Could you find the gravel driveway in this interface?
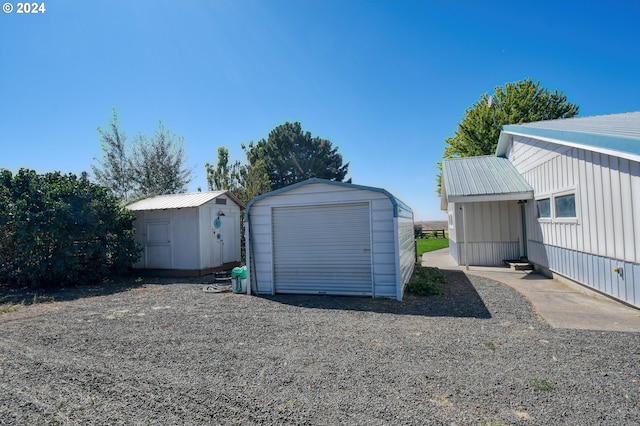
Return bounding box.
[1,271,639,425]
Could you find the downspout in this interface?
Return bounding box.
[518,200,528,260]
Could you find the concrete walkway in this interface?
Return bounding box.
[422,248,640,332]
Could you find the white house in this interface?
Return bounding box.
[127,191,244,276]
[245,178,415,300]
[441,111,640,308]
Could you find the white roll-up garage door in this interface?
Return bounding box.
[272,202,372,295]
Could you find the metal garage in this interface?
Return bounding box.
[245,178,415,300]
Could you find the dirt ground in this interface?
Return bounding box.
[1,272,639,425]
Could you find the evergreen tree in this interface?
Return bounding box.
[246,122,349,190]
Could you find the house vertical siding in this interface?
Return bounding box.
[448,200,522,266]
[511,136,640,264]
[509,135,640,307]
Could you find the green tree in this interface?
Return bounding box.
[93,112,193,202]
[130,121,192,198]
[205,147,242,193]
[438,78,579,194]
[0,169,140,289]
[236,145,271,204]
[92,109,134,201]
[246,122,350,190]
[205,145,271,205]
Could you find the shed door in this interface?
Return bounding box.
[215,210,239,264]
[145,220,172,268]
[272,202,372,295]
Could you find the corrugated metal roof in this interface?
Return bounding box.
[126,191,238,211]
[442,156,533,202]
[498,111,640,158]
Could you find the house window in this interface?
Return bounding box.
[537,198,551,218]
[536,190,578,222]
[555,194,576,218]
[215,198,227,205]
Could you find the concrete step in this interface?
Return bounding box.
[504,260,534,271]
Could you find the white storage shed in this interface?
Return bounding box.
[127,191,244,276]
[245,178,415,301]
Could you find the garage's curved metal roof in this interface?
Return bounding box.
[245,178,412,220]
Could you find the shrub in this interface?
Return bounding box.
[0,169,141,289]
[406,264,446,296]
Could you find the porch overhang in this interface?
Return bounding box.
[442,156,534,204]
[447,191,533,203]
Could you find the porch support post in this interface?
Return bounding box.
[462,203,469,271]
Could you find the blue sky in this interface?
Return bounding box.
[1,0,639,220]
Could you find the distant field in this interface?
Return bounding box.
[416,238,449,256]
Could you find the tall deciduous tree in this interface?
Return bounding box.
[206,147,242,194]
[93,112,192,202]
[92,109,134,201]
[437,78,579,194]
[246,122,350,190]
[130,121,192,198]
[236,146,271,204]
[205,145,271,205]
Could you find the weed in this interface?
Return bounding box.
[529,377,553,392]
[31,293,54,305]
[406,265,446,296]
[484,341,496,350]
[0,300,22,314]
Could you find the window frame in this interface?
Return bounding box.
[536,198,551,219]
[535,187,579,224]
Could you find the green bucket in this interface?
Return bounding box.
[231,266,247,292]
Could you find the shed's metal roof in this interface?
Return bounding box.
[245,178,412,220]
[497,111,640,159]
[126,191,244,211]
[442,156,533,203]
